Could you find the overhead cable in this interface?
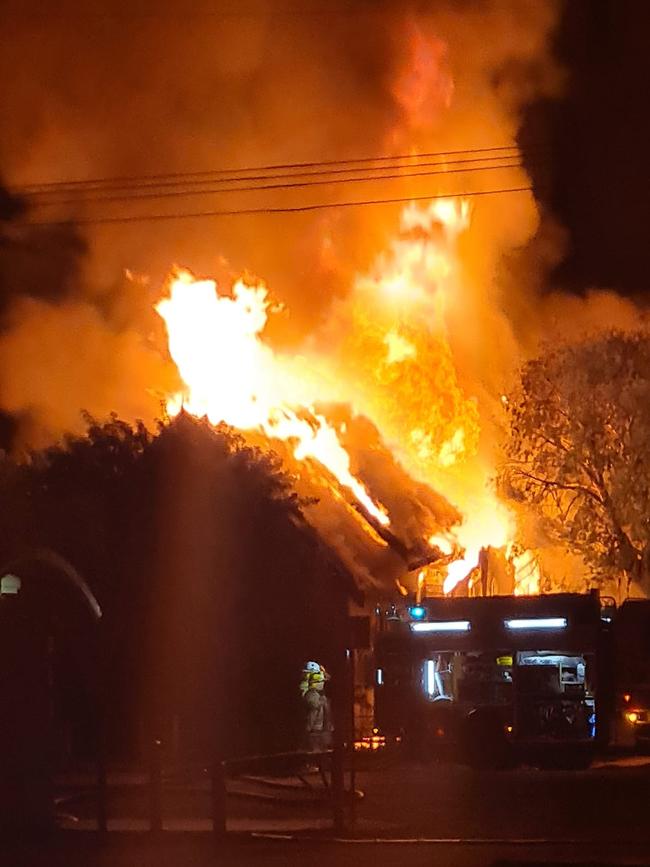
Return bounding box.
[27,160,528,208]
[15,144,534,194]
[23,185,534,227]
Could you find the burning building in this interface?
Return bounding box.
[0,1,643,598]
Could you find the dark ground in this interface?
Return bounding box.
[5,754,649,866]
[2,835,649,867]
[355,755,650,841]
[55,754,650,841]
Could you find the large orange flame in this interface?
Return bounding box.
[318,199,518,591]
[155,198,534,594]
[155,270,390,527]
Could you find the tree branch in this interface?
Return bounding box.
[510,467,605,507]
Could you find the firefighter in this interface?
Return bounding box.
[300,661,333,751]
[300,661,321,697]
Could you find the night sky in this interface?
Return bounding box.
[531,0,650,299]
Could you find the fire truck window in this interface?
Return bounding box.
[381,653,410,688]
[515,651,596,741]
[516,652,592,694]
[421,652,513,704]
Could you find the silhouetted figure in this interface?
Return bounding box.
[301,661,333,751]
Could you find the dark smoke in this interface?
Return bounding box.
[0,0,406,328]
[0,181,178,449]
[0,0,581,458]
[0,183,90,449]
[0,186,87,317]
[0,0,596,587]
[0,1,560,328]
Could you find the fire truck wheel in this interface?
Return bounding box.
[538,748,593,771]
[463,708,513,770]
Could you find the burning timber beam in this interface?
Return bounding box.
[353,504,441,573]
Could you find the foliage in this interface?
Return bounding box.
[499,331,650,593]
[0,413,352,760]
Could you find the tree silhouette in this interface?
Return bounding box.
[499,332,650,596]
[0,412,355,760]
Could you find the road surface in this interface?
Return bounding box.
[30,753,650,867]
[4,835,650,867]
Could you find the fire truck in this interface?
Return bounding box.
[374,592,609,769]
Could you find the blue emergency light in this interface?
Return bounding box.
[409,605,427,620]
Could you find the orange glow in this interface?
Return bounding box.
[428,534,454,556]
[511,548,541,596]
[416,569,425,603]
[155,195,538,594]
[156,271,389,526]
[355,734,387,751]
[318,197,527,593]
[444,549,480,594]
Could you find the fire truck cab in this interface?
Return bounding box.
[374,593,600,769]
[609,598,650,750]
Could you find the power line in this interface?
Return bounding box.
[15,144,530,194]
[24,151,528,201]
[27,160,528,208]
[22,185,533,227]
[2,3,392,22]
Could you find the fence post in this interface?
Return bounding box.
[96,753,108,833]
[331,730,346,833]
[94,706,108,833]
[149,738,163,833]
[211,759,227,840]
[331,586,349,834]
[347,648,357,830]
